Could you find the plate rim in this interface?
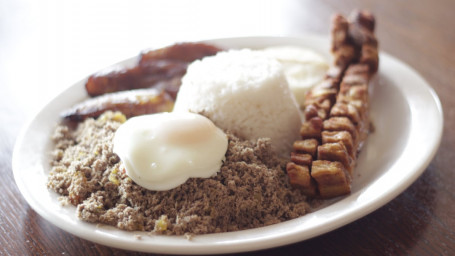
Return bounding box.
[12,34,443,254]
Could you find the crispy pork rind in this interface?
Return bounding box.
[287,9,379,198]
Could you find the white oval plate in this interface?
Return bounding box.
[13,36,443,254]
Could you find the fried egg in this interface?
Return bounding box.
[113,112,228,191]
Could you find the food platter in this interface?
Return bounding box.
[12,35,443,254]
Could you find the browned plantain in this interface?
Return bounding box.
[62,88,174,121]
[85,60,187,98]
[85,42,222,97]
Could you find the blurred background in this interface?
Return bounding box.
[2,0,452,122]
[2,0,304,118]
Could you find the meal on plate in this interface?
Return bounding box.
[47,10,378,236]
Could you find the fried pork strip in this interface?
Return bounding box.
[286,12,358,197]
[287,10,378,198]
[85,42,222,98]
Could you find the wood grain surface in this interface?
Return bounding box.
[1,0,454,255]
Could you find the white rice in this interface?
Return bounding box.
[173,49,302,156]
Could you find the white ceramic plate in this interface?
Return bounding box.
[13,36,443,254]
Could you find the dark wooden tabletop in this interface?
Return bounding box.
[1,0,454,255]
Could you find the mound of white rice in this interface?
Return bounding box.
[173,49,302,156]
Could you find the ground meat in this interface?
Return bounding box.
[47,111,309,235]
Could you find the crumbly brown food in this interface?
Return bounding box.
[47,112,309,235]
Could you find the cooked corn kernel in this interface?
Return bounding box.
[108,168,120,185]
[154,215,169,232]
[112,112,127,123]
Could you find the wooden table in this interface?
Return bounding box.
[1,0,454,255]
